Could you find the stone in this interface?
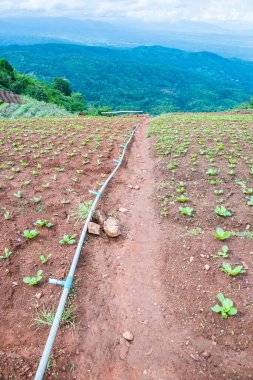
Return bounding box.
[204,264,210,271]
[119,207,128,213]
[88,222,101,235]
[134,185,140,190]
[35,292,43,300]
[202,351,211,359]
[93,209,107,226]
[123,330,134,341]
[104,217,121,237]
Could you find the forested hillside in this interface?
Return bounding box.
[0,57,86,112]
[1,44,253,113]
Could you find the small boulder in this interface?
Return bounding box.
[123,330,134,341]
[88,222,101,235]
[119,207,128,213]
[94,209,107,226]
[104,217,121,237]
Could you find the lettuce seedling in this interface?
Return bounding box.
[247,196,253,206]
[59,234,77,245]
[220,263,245,276]
[214,206,231,217]
[40,254,52,264]
[206,168,217,176]
[0,247,13,259]
[214,228,231,240]
[23,270,43,286]
[212,245,229,258]
[212,293,237,319]
[35,219,54,228]
[177,196,188,203]
[23,229,40,239]
[179,206,193,216]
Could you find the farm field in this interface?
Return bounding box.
[149,112,253,378]
[0,115,139,379]
[0,112,253,380]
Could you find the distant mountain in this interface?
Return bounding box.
[1,43,253,114]
[1,17,253,60]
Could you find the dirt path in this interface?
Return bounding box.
[69,119,181,379]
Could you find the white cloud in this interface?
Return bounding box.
[1,0,253,24]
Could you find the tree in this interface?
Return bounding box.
[52,78,71,96]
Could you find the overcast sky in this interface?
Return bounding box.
[1,0,253,27]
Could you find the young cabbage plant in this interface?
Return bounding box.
[23,229,40,239]
[212,293,237,319]
[0,247,13,259]
[179,206,193,216]
[220,263,246,276]
[214,205,231,217]
[214,228,231,240]
[59,234,77,245]
[23,270,43,286]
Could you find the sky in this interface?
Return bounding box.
[1,0,253,28]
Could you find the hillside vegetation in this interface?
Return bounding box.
[1,44,253,114]
[0,57,86,113]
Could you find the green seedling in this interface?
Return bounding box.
[247,196,253,206]
[212,245,229,258]
[212,293,237,319]
[214,189,223,195]
[59,234,77,245]
[54,167,64,172]
[40,254,52,264]
[31,197,41,203]
[177,196,188,203]
[176,187,186,194]
[23,229,40,239]
[0,247,13,259]
[243,188,253,195]
[4,210,10,220]
[220,263,246,276]
[35,220,54,228]
[23,270,43,286]
[12,167,21,173]
[214,205,231,217]
[14,191,23,198]
[179,206,193,216]
[214,228,231,240]
[206,168,217,176]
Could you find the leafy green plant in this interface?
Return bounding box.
[179,206,193,216]
[0,247,13,259]
[35,219,54,228]
[206,168,217,176]
[23,270,43,286]
[247,196,253,206]
[212,293,237,319]
[214,189,223,195]
[40,254,52,264]
[23,229,40,239]
[14,190,23,198]
[59,234,77,245]
[220,263,246,276]
[214,205,232,217]
[31,197,41,203]
[177,196,188,203]
[212,245,229,258]
[4,210,10,220]
[214,228,231,240]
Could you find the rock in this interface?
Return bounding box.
[35,292,43,300]
[204,264,210,271]
[246,224,251,230]
[134,185,140,190]
[123,330,134,341]
[189,256,194,263]
[104,217,121,237]
[93,209,107,226]
[88,222,101,235]
[128,184,133,189]
[202,351,211,359]
[119,207,128,213]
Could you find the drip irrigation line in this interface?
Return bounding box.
[34,122,140,380]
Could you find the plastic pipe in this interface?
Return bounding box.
[34,123,140,380]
